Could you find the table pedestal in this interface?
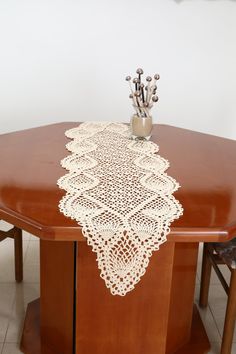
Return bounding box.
[21,241,210,354]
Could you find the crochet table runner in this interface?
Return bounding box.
[58,122,183,296]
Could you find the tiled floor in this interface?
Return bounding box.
[0,221,235,354]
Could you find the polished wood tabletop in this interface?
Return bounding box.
[0,122,235,242]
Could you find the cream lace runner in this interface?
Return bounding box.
[58,122,183,296]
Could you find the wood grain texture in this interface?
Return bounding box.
[13,227,23,282]
[166,243,199,353]
[221,270,236,354]
[1,122,229,353]
[40,240,75,354]
[20,302,210,354]
[20,299,41,354]
[20,299,56,354]
[76,241,175,354]
[20,241,210,354]
[175,305,210,354]
[0,123,236,241]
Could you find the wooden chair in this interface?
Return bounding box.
[199,240,236,354]
[0,225,23,282]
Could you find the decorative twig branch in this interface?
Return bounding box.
[126,68,160,118]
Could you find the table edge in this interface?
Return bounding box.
[1,206,235,243]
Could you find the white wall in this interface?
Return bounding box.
[0,0,236,139]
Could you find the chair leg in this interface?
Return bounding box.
[199,243,212,308]
[13,227,23,282]
[221,270,236,354]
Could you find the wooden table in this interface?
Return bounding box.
[0,122,236,354]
